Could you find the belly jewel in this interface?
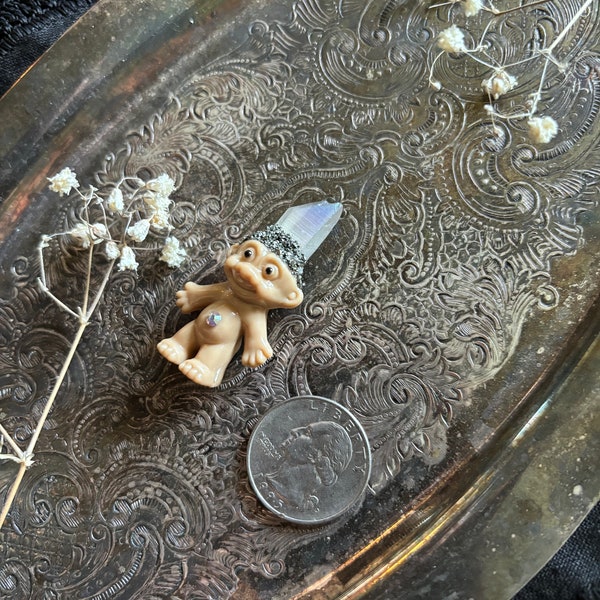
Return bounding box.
[206,312,222,327]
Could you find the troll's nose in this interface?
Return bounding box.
[234,261,260,287]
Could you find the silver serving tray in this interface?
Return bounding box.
[0,1,598,598]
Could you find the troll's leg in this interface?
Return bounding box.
[179,340,240,387]
[157,321,198,365]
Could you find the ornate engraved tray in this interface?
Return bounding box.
[0,1,598,598]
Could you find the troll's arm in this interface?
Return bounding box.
[176,282,229,313]
[241,309,273,367]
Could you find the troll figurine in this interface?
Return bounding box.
[157,201,342,387]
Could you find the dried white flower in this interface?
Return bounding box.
[462,0,483,17]
[143,190,172,214]
[118,246,138,271]
[160,236,187,268]
[126,219,151,243]
[69,222,108,248]
[69,223,91,248]
[106,188,125,214]
[90,223,109,241]
[150,208,171,230]
[105,240,121,260]
[48,167,80,197]
[528,116,559,144]
[145,174,176,198]
[437,25,467,54]
[482,69,518,100]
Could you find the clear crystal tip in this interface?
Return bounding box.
[276,200,343,260]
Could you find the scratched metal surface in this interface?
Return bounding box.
[0,1,598,598]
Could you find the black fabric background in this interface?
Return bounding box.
[0,1,598,598]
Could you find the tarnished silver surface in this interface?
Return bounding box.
[0,0,598,598]
[248,396,371,524]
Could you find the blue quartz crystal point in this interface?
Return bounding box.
[276,200,343,260]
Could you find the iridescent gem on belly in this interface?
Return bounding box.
[206,311,222,327]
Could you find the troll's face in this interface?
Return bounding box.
[224,240,303,309]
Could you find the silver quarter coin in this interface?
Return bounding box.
[247,396,371,525]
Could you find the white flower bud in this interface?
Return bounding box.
[437,25,467,54]
[118,246,138,271]
[145,174,176,198]
[150,208,171,230]
[69,223,92,248]
[159,236,187,268]
[143,190,172,214]
[482,69,518,100]
[90,223,109,241]
[48,167,79,197]
[528,116,559,144]
[105,241,121,260]
[463,0,483,17]
[107,188,125,214]
[126,219,151,243]
[69,222,108,248]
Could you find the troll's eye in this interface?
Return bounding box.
[243,248,254,259]
[263,264,279,280]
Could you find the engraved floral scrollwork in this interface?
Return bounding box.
[434,259,559,387]
[439,122,547,230]
[340,364,455,492]
[0,559,33,599]
[0,293,90,442]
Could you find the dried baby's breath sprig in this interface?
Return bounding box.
[0,169,187,529]
[428,0,593,144]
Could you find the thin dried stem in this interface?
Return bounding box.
[0,462,27,528]
[85,261,115,320]
[491,0,550,16]
[547,0,592,52]
[25,320,88,455]
[530,57,550,115]
[38,244,48,287]
[0,422,22,457]
[464,50,496,71]
[0,256,116,529]
[81,242,95,317]
[81,203,95,316]
[0,453,22,463]
[37,279,79,319]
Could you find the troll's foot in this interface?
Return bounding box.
[179,358,222,387]
[157,339,189,365]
